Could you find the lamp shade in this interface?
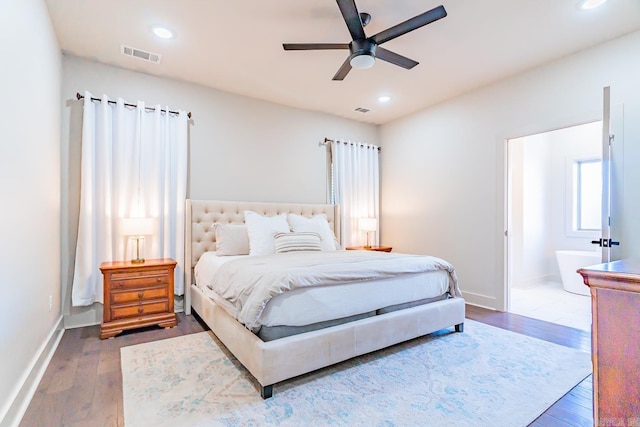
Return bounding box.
[359,217,378,232]
[121,217,155,236]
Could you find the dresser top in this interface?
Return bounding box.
[99,258,176,271]
[579,258,640,275]
[578,258,640,292]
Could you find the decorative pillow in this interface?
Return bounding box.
[274,232,323,254]
[287,213,338,251]
[215,223,250,256]
[244,211,290,256]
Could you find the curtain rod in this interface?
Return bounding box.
[76,92,192,119]
[321,137,381,151]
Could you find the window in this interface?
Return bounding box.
[573,159,602,231]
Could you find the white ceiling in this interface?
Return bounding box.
[45,0,640,125]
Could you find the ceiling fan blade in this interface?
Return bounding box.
[375,47,418,69]
[337,0,366,41]
[283,43,349,51]
[372,5,447,45]
[332,56,353,81]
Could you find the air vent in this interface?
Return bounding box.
[355,107,370,113]
[121,45,161,64]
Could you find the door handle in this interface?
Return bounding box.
[591,238,620,247]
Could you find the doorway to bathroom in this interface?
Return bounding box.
[506,121,602,331]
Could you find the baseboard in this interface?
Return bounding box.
[465,301,499,311]
[513,274,558,289]
[1,316,64,427]
[461,291,497,310]
[547,274,561,283]
[174,295,184,313]
[63,303,102,329]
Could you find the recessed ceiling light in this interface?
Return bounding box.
[378,96,391,103]
[152,27,174,39]
[578,0,608,10]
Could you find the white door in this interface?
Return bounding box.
[593,87,623,262]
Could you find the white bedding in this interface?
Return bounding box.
[195,251,460,332]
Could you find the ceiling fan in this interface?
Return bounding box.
[283,1,447,81]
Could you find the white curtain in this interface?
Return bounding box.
[72,92,188,306]
[330,139,380,247]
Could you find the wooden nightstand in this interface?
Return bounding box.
[99,258,177,339]
[346,245,393,252]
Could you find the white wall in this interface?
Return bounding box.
[61,56,379,326]
[0,0,62,425]
[512,133,552,287]
[380,30,640,310]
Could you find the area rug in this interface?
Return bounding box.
[121,320,591,427]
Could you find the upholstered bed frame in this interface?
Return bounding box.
[184,199,465,398]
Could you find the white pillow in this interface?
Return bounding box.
[274,232,323,254]
[244,211,290,256]
[287,213,338,251]
[215,223,250,256]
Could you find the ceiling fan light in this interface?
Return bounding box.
[350,54,375,70]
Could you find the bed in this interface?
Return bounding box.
[184,199,465,398]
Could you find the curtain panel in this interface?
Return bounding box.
[330,139,380,247]
[72,92,188,306]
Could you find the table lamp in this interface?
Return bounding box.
[121,217,154,263]
[359,217,377,248]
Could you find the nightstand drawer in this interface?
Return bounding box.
[111,286,168,304]
[111,300,169,320]
[111,273,169,289]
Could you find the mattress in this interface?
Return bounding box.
[195,251,450,328]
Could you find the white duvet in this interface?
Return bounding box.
[209,250,462,332]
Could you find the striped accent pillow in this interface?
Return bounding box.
[274,232,323,254]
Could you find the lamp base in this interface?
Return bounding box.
[365,230,372,249]
[131,236,145,264]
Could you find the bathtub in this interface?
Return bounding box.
[555,250,601,296]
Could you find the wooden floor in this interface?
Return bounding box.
[19,306,593,427]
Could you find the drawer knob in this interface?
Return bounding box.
[138,306,144,314]
[138,291,144,299]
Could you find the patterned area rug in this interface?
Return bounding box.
[121,320,591,427]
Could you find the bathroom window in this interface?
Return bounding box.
[573,159,602,232]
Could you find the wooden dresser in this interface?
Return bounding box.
[99,258,177,339]
[578,259,640,424]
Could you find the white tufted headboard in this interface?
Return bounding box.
[185,199,340,310]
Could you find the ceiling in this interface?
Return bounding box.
[45,0,640,125]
